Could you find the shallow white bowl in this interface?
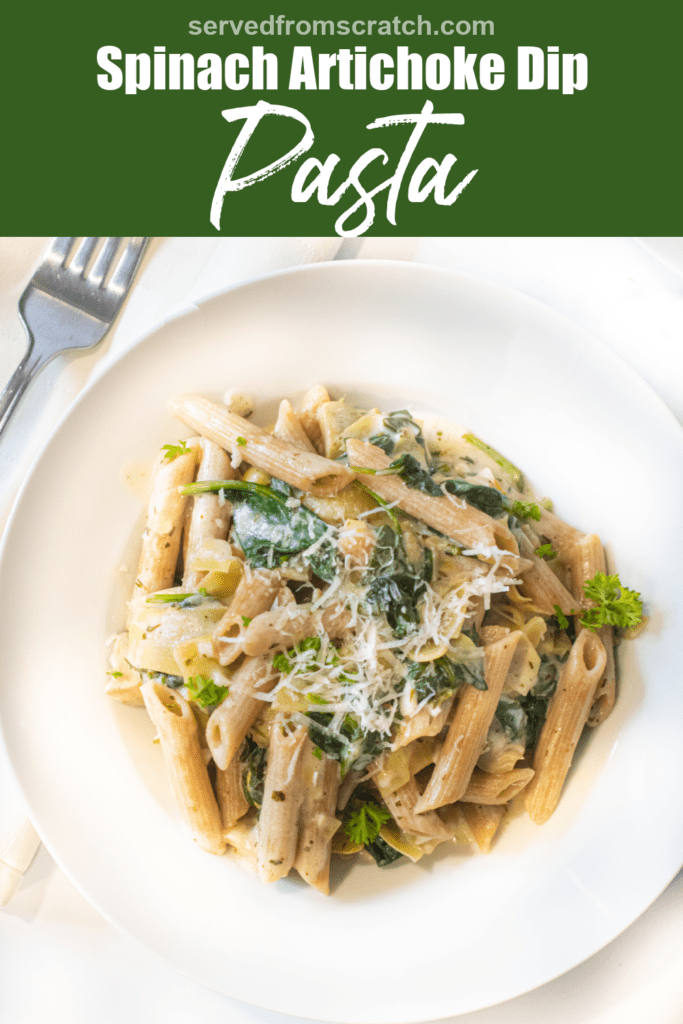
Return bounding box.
[1,261,682,1022]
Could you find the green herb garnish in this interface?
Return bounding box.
[580,572,643,631]
[508,500,541,522]
[236,436,247,447]
[343,800,391,846]
[536,543,557,560]
[161,440,190,462]
[553,605,570,630]
[185,674,229,708]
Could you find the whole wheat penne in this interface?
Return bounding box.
[257,719,308,883]
[461,767,535,804]
[135,447,197,595]
[295,384,330,453]
[141,680,225,855]
[415,631,524,813]
[183,438,235,590]
[537,506,585,554]
[169,394,353,496]
[376,776,452,840]
[525,628,607,824]
[569,533,616,726]
[242,601,352,657]
[273,399,317,453]
[459,802,506,852]
[215,752,250,830]
[346,440,519,571]
[206,655,279,770]
[392,697,454,748]
[294,741,342,894]
[212,568,281,665]
[515,531,578,615]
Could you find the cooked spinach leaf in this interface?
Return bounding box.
[366,524,427,638]
[421,547,434,583]
[534,652,566,697]
[368,410,428,462]
[366,835,404,867]
[387,453,442,496]
[145,671,184,688]
[406,649,488,703]
[268,476,294,499]
[181,479,337,581]
[518,693,549,749]
[306,711,384,775]
[494,693,528,744]
[406,656,460,702]
[494,653,566,749]
[241,740,267,809]
[367,433,395,456]
[442,478,508,518]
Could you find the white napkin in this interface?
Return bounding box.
[0,235,342,907]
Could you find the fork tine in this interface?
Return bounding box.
[87,237,122,289]
[45,236,77,268]
[108,237,148,297]
[69,237,101,277]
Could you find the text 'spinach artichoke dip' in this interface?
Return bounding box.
[107,386,644,894]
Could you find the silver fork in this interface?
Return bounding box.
[0,236,148,440]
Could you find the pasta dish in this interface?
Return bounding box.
[106,387,643,893]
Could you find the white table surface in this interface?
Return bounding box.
[1,235,682,1024]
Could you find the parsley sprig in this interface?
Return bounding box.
[343,800,391,846]
[161,440,191,462]
[580,572,643,631]
[553,572,644,633]
[508,499,541,522]
[185,674,229,708]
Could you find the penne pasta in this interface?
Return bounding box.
[273,398,317,453]
[169,394,353,496]
[215,753,250,831]
[212,568,282,665]
[135,446,197,595]
[460,767,535,805]
[375,775,452,841]
[459,802,506,853]
[515,530,578,616]
[141,680,225,855]
[525,628,607,824]
[242,601,352,657]
[392,698,454,748]
[295,384,330,453]
[346,439,520,572]
[257,719,308,883]
[294,741,342,894]
[183,437,234,590]
[415,632,524,813]
[206,654,280,771]
[569,533,616,726]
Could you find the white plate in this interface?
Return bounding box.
[1,261,682,1023]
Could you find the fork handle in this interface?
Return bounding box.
[0,346,49,441]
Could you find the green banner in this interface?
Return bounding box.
[3,0,682,235]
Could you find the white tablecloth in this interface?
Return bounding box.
[1,235,682,1024]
